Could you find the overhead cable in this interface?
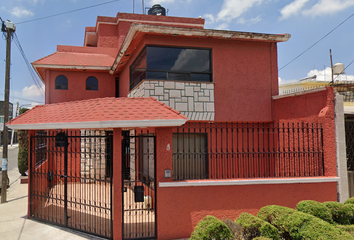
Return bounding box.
[16,0,122,25]
[279,12,354,72]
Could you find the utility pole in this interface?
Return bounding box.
[330,49,334,85]
[1,20,16,203]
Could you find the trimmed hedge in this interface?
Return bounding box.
[278,211,353,240]
[17,107,30,176]
[345,198,354,205]
[324,201,354,225]
[257,205,295,225]
[296,200,333,223]
[235,213,280,240]
[190,215,234,240]
[336,225,354,236]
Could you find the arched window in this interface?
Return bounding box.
[55,75,68,90]
[86,76,98,90]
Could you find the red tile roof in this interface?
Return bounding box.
[32,52,114,68]
[7,97,188,130]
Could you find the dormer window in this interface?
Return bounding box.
[86,76,98,90]
[130,46,212,90]
[55,75,68,90]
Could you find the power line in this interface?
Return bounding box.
[16,0,123,25]
[279,12,354,72]
[13,33,44,95]
[333,58,354,82]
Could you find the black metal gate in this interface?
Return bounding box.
[29,130,113,239]
[122,132,156,239]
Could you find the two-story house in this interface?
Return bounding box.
[7,6,343,240]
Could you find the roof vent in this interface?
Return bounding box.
[148,4,166,16]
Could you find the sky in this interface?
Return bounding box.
[1,0,354,112]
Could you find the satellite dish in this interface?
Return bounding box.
[333,62,345,75]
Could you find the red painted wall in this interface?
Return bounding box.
[45,70,116,104]
[119,35,279,122]
[157,182,337,240]
[155,123,338,239]
[273,87,337,177]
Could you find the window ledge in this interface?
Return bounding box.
[159,177,339,187]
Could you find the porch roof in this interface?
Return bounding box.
[6,97,188,130]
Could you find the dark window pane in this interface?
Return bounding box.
[168,72,189,81]
[130,48,147,89]
[55,75,68,90]
[191,73,211,82]
[86,76,98,90]
[147,47,211,73]
[146,71,166,79]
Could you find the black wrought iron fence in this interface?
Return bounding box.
[172,122,324,180]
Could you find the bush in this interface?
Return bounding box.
[324,201,354,225]
[190,215,234,240]
[17,107,30,176]
[345,198,354,205]
[279,211,353,240]
[296,200,333,223]
[252,237,272,240]
[336,225,354,236]
[222,218,243,240]
[235,213,280,240]
[257,205,295,224]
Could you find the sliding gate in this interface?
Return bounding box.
[29,131,113,239]
[122,133,156,239]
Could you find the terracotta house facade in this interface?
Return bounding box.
[7,10,344,240]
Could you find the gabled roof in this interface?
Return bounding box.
[32,52,115,70]
[7,97,188,130]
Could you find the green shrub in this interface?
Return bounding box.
[296,200,333,223]
[222,218,243,240]
[235,213,280,240]
[190,215,234,240]
[17,107,30,176]
[324,201,354,225]
[345,198,354,205]
[257,205,295,224]
[252,237,272,240]
[336,225,354,237]
[279,211,353,240]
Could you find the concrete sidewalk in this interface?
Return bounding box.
[0,178,105,240]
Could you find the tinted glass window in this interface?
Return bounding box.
[147,47,210,73]
[130,46,212,90]
[86,76,98,90]
[55,75,68,90]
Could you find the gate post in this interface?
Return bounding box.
[27,130,36,219]
[113,128,122,240]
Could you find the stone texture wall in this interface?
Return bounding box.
[128,80,215,121]
[80,130,106,181]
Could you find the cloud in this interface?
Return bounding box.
[22,84,45,97]
[280,0,310,20]
[217,0,263,22]
[148,0,175,5]
[237,15,262,25]
[2,6,34,18]
[302,0,354,16]
[205,0,264,29]
[307,67,354,81]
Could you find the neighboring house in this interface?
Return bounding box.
[7,6,344,240]
[280,75,354,199]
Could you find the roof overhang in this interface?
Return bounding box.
[110,24,291,74]
[7,119,187,130]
